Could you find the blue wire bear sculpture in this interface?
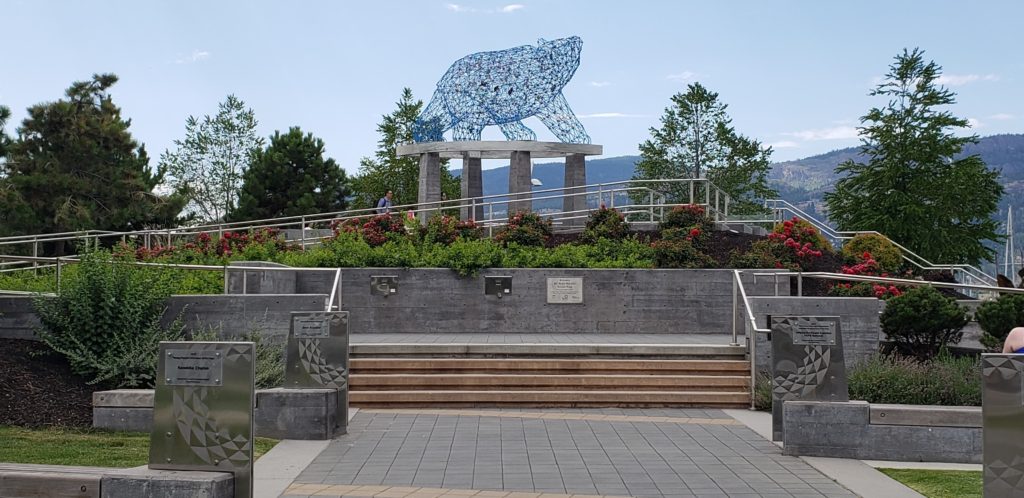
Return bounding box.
[413,36,591,144]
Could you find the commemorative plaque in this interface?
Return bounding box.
[150,341,255,498]
[285,311,350,434]
[982,354,1024,497]
[547,277,583,304]
[769,316,848,441]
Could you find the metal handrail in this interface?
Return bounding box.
[732,270,770,410]
[764,198,997,287]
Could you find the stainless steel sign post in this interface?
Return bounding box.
[150,341,255,498]
[982,354,1024,497]
[286,311,350,434]
[770,316,848,441]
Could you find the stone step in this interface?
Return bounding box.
[349,358,749,375]
[350,390,750,408]
[350,373,751,391]
[350,343,746,359]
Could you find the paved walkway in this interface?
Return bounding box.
[351,334,737,345]
[282,408,857,498]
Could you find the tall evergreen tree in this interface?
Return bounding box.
[351,88,459,209]
[824,48,1003,265]
[632,82,775,214]
[230,127,350,221]
[160,95,263,223]
[0,105,10,161]
[0,75,185,241]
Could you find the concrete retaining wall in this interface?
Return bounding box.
[93,388,345,440]
[747,296,883,373]
[0,294,327,340]
[782,400,981,463]
[287,268,785,335]
[0,463,232,498]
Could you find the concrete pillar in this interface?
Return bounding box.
[508,150,532,215]
[417,152,441,224]
[563,153,587,226]
[460,154,484,221]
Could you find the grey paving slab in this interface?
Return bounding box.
[290,409,857,498]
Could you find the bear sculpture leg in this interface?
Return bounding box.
[499,121,537,141]
[537,93,591,144]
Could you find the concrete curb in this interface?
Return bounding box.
[723,409,926,498]
[253,408,358,498]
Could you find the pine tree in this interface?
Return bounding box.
[0,75,185,242]
[632,83,775,214]
[351,88,459,209]
[230,127,350,221]
[824,48,1003,265]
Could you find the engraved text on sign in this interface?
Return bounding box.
[547,277,583,304]
[165,349,224,386]
[293,316,330,338]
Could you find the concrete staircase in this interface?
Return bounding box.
[348,343,750,408]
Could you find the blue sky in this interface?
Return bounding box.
[3,0,1023,173]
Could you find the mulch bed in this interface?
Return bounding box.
[0,339,97,427]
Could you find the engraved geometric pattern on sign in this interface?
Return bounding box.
[986,455,1024,492]
[299,338,348,389]
[170,343,252,468]
[773,346,830,400]
[983,356,1024,380]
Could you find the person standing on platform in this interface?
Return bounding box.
[376,190,393,214]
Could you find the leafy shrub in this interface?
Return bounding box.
[753,371,772,411]
[422,214,482,245]
[849,352,980,406]
[437,238,504,276]
[354,214,407,247]
[34,251,185,387]
[881,286,969,360]
[494,211,552,247]
[765,217,831,270]
[842,233,903,273]
[975,293,1024,350]
[651,238,715,268]
[729,239,795,270]
[581,207,628,243]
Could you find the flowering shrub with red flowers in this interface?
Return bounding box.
[659,204,714,250]
[828,251,903,299]
[422,214,483,245]
[731,217,831,271]
[581,206,628,243]
[494,211,552,247]
[115,227,291,262]
[651,238,715,268]
[330,214,406,247]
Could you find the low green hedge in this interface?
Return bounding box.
[848,352,980,406]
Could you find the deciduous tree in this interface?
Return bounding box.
[632,82,775,214]
[160,95,263,222]
[824,48,1003,265]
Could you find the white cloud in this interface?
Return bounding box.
[175,50,210,64]
[990,113,1015,120]
[782,126,860,141]
[968,117,983,129]
[446,3,524,13]
[577,112,647,119]
[589,81,611,87]
[768,141,800,149]
[666,71,696,82]
[936,73,999,86]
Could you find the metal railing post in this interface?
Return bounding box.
[649,192,654,222]
[689,181,694,205]
[300,216,307,252]
[715,189,720,222]
[32,238,38,277]
[797,273,803,296]
[55,257,62,295]
[731,273,740,346]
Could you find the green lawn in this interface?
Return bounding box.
[880,468,982,498]
[0,426,277,468]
